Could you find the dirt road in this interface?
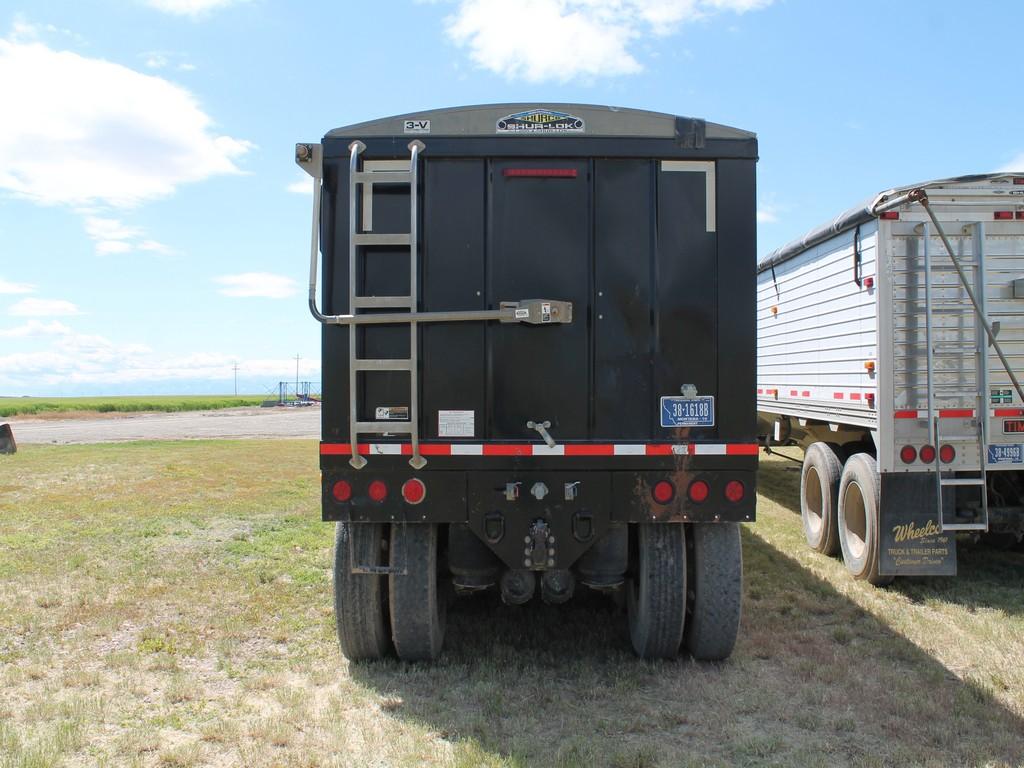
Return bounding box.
[4,406,320,444]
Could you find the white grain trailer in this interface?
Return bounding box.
[757,174,1024,583]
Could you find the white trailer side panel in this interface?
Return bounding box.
[756,222,879,428]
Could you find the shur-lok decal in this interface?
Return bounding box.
[496,109,585,133]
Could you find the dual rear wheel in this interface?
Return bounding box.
[333,522,446,662]
[800,443,893,586]
[627,522,743,661]
[335,520,743,662]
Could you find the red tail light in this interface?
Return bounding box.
[368,480,388,502]
[332,480,352,502]
[900,445,917,464]
[652,480,675,504]
[994,211,1014,220]
[919,445,936,463]
[687,480,709,503]
[1016,212,1024,220]
[939,445,956,464]
[724,480,745,503]
[401,478,426,505]
[879,211,900,220]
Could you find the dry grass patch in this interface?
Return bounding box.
[0,442,1022,767]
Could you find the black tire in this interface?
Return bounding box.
[389,524,446,661]
[837,453,894,586]
[333,522,391,661]
[627,524,686,660]
[800,442,842,555]
[683,523,742,661]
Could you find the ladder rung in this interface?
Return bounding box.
[352,296,414,309]
[941,522,989,531]
[354,233,411,246]
[353,170,411,184]
[353,359,413,371]
[940,477,986,486]
[354,421,413,434]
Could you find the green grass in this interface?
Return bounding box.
[0,395,266,418]
[0,443,1022,767]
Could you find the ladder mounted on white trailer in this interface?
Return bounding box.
[910,189,1024,531]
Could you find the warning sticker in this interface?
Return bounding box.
[496,109,584,134]
[439,410,474,437]
[375,406,409,420]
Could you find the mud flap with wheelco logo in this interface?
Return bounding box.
[879,474,956,576]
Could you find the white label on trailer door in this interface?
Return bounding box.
[404,119,430,134]
[439,410,475,437]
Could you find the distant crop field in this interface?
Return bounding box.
[0,443,1022,767]
[0,395,265,418]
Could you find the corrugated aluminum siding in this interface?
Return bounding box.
[756,221,879,426]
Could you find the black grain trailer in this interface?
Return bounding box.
[296,104,758,661]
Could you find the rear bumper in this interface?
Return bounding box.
[321,467,756,525]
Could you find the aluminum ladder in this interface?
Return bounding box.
[921,220,988,531]
[296,138,574,471]
[346,139,426,470]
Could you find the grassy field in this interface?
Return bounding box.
[0,442,1022,768]
[0,396,266,419]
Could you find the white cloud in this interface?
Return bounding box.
[8,298,81,317]
[145,53,169,68]
[999,154,1024,173]
[0,37,253,209]
[138,240,173,254]
[144,0,247,17]
[0,319,71,338]
[287,175,312,195]
[445,0,773,82]
[757,205,778,224]
[0,277,35,294]
[214,272,299,299]
[85,216,142,243]
[83,216,170,255]
[0,314,319,389]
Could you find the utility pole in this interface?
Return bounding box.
[232,362,239,396]
[295,354,301,401]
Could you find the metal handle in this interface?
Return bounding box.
[295,141,330,324]
[527,420,556,448]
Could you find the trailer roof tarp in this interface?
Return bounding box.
[757,173,1019,273]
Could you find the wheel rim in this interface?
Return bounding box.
[843,480,867,560]
[803,465,823,538]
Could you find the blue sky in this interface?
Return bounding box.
[0,0,1021,396]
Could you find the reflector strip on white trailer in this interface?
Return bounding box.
[320,442,759,457]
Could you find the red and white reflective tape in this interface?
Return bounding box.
[896,408,1024,419]
[757,387,874,402]
[320,442,759,457]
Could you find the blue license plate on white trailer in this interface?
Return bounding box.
[660,396,715,428]
[988,444,1024,464]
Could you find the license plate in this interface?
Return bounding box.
[1003,419,1024,435]
[988,444,1023,464]
[660,396,714,428]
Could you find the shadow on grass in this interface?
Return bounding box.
[758,454,1024,618]
[350,527,1024,767]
